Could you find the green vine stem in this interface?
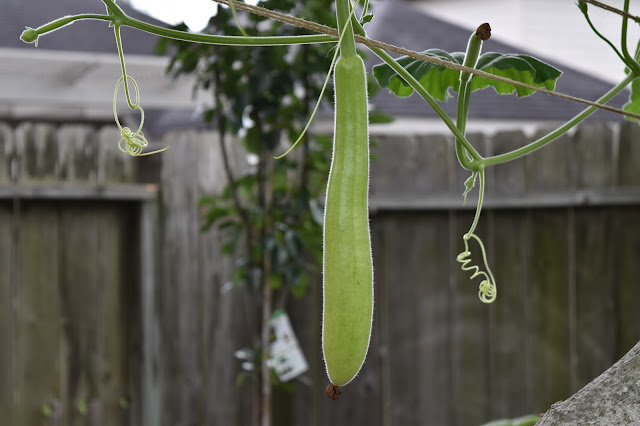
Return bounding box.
[335,0,357,58]
[20,14,112,46]
[578,1,627,67]
[481,72,636,167]
[456,24,490,170]
[21,10,335,47]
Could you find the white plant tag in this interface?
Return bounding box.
[268,309,309,382]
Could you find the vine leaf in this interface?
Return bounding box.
[623,78,640,122]
[372,49,562,101]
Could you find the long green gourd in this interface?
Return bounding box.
[322,0,373,398]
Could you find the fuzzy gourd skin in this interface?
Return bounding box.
[322,53,373,387]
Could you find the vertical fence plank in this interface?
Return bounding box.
[612,206,640,358]
[0,202,14,424]
[138,201,162,426]
[485,130,533,418]
[160,130,250,426]
[160,130,207,425]
[615,122,640,357]
[376,214,420,426]
[58,204,132,426]
[486,209,532,418]
[373,212,452,425]
[525,126,572,413]
[416,212,452,425]
[573,207,616,391]
[97,204,135,426]
[572,124,617,393]
[528,211,571,408]
[0,123,13,183]
[618,121,640,187]
[15,202,65,426]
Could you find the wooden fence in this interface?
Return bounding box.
[1,120,639,425]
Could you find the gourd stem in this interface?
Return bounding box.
[455,82,474,170]
[481,72,635,167]
[336,0,357,58]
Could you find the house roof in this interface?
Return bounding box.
[0,0,628,127]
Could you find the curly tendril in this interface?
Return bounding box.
[456,168,497,303]
[457,232,497,303]
[113,76,168,156]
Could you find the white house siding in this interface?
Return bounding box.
[409,0,640,84]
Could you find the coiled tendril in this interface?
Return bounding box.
[457,232,497,303]
[456,169,497,303]
[113,76,168,157]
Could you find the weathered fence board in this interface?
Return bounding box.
[488,210,531,419]
[0,202,14,424]
[158,130,252,426]
[0,123,12,183]
[15,203,64,426]
[574,208,617,393]
[529,210,572,407]
[612,206,640,356]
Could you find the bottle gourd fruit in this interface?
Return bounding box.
[322,52,373,390]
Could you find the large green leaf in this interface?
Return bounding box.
[623,78,640,122]
[372,49,562,100]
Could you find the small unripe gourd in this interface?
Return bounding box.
[322,53,373,388]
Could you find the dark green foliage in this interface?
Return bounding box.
[372,49,562,100]
[159,0,335,299]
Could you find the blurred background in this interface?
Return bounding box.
[1,0,640,425]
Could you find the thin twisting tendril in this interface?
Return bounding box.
[113,76,169,156]
[457,233,497,303]
[456,169,497,303]
[113,23,167,157]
